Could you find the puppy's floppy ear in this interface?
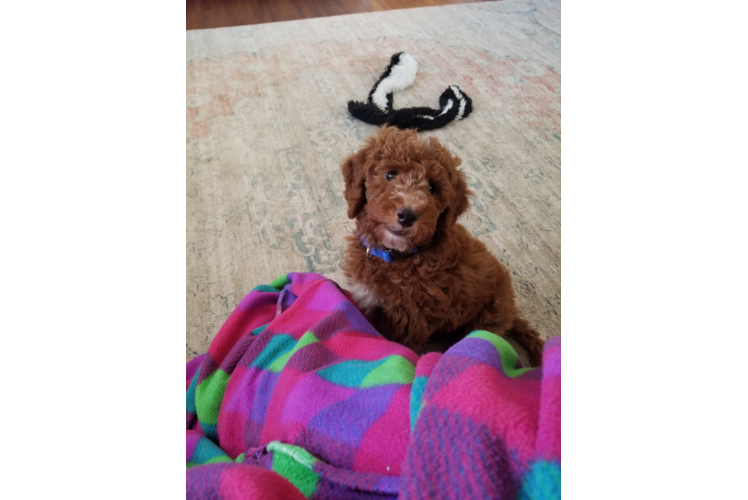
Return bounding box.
[424,136,472,226]
[448,162,471,224]
[341,148,368,219]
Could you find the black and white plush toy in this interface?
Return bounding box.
[347,52,473,131]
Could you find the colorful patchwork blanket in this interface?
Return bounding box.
[186,272,560,499]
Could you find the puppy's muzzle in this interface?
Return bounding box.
[396,207,418,228]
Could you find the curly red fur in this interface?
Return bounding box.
[341,126,545,366]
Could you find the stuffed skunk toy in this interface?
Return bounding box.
[347,52,473,131]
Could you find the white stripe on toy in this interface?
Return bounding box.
[370,53,418,112]
[450,86,468,120]
[438,99,454,116]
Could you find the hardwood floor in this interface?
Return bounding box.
[187,0,494,30]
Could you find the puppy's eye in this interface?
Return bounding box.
[429,183,435,193]
[385,171,397,181]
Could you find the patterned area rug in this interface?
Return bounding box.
[186,0,560,360]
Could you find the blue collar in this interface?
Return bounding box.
[358,232,417,263]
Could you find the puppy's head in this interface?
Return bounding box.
[341,125,470,252]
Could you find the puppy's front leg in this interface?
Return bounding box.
[369,306,432,353]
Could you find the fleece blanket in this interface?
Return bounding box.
[186,272,560,499]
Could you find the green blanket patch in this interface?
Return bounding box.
[268,332,319,372]
[268,441,320,498]
[195,369,231,440]
[360,355,415,387]
[468,330,533,377]
[251,274,290,294]
[270,274,291,290]
[318,355,415,389]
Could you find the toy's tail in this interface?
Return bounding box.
[507,317,545,367]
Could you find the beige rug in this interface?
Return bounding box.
[186,0,561,361]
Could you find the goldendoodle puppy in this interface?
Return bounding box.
[340,126,545,365]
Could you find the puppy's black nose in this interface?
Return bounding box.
[397,207,418,227]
